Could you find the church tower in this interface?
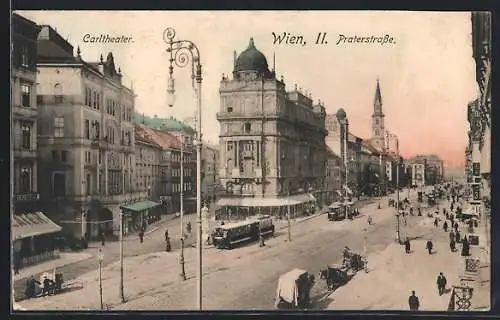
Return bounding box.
[371,78,385,151]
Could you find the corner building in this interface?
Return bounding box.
[216,38,327,220]
[36,26,145,239]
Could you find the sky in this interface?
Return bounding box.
[17,11,478,170]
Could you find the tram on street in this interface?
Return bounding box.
[327,202,346,221]
[212,216,275,249]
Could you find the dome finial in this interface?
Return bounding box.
[249,38,255,48]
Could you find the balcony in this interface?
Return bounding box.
[13,105,38,119]
[90,137,101,149]
[14,192,40,202]
[13,144,37,159]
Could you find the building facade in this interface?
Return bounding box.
[202,144,219,205]
[11,13,42,215]
[36,26,145,239]
[216,38,327,219]
[469,12,491,207]
[408,155,444,186]
[135,123,196,215]
[324,147,342,204]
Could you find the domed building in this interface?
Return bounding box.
[216,38,328,220]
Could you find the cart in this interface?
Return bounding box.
[275,269,314,309]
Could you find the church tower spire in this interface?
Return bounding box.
[371,77,386,151]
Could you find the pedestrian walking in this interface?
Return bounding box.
[461,236,470,257]
[450,202,454,211]
[186,221,192,235]
[443,221,448,232]
[434,217,439,227]
[259,233,265,247]
[408,290,420,311]
[455,231,461,243]
[450,238,456,252]
[165,236,171,252]
[437,272,447,296]
[139,231,144,243]
[164,229,169,241]
[449,231,455,241]
[405,238,411,254]
[442,208,446,215]
[418,207,422,216]
[453,221,459,232]
[367,215,373,225]
[99,231,105,246]
[426,240,433,254]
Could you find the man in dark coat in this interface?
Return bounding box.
[99,230,105,246]
[437,272,447,295]
[449,238,456,252]
[461,236,470,256]
[405,238,411,254]
[453,221,459,232]
[408,290,420,311]
[426,240,433,255]
[139,231,144,243]
[443,221,448,232]
[434,217,439,227]
[455,231,461,243]
[164,229,169,241]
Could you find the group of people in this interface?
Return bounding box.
[24,273,64,299]
[408,272,448,311]
[163,221,192,252]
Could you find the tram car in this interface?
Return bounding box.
[212,216,275,250]
[328,202,349,221]
[253,214,276,237]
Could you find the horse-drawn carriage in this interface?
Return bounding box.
[319,247,366,291]
[275,269,315,309]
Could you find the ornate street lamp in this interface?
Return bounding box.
[163,27,204,310]
[336,108,349,220]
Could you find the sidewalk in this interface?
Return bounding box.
[14,252,93,282]
[327,239,463,311]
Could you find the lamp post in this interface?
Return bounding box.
[336,108,349,220]
[287,188,292,242]
[387,131,401,243]
[179,132,186,280]
[97,247,104,310]
[164,27,203,310]
[118,208,125,303]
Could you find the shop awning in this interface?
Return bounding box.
[12,212,62,241]
[216,193,316,207]
[121,200,161,212]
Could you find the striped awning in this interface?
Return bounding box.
[12,212,62,241]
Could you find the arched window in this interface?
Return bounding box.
[54,83,63,103]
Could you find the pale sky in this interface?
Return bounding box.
[17,11,477,170]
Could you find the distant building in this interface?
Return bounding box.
[202,144,219,205]
[216,38,327,220]
[36,25,145,239]
[408,155,444,185]
[135,123,196,215]
[324,147,342,204]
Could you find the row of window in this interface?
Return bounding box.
[172,182,193,193]
[172,168,193,177]
[84,87,133,122]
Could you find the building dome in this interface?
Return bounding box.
[234,38,269,73]
[336,108,347,121]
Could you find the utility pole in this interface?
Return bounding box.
[378,153,382,209]
[179,133,186,280]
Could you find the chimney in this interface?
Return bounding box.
[98,54,104,74]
